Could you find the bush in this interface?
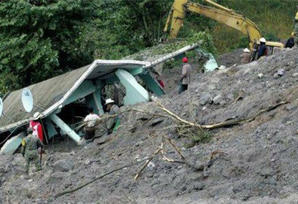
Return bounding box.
[0,0,96,94]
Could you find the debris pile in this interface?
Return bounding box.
[0,47,298,203]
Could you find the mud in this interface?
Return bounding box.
[0,47,298,203]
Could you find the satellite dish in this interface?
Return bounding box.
[0,97,3,117]
[21,88,34,113]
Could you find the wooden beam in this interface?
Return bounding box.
[49,114,82,145]
[115,69,149,105]
[139,72,165,96]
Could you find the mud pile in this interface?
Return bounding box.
[0,48,297,203]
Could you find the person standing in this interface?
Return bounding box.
[257,38,267,59]
[155,72,165,88]
[179,57,192,94]
[21,127,43,174]
[83,108,100,140]
[105,98,120,134]
[240,48,251,64]
[295,12,298,45]
[285,33,295,48]
[29,112,44,144]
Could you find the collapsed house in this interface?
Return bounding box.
[0,43,218,154]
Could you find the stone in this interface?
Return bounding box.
[149,118,164,127]
[213,95,224,105]
[292,73,298,77]
[148,161,155,170]
[258,73,264,79]
[260,168,274,177]
[274,69,285,79]
[192,183,205,191]
[200,93,212,106]
[277,69,285,76]
[47,172,69,185]
[53,159,74,172]
[218,65,226,70]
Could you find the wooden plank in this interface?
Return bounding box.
[49,114,82,145]
[115,69,149,105]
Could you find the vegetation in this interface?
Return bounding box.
[0,0,96,94]
[0,0,296,94]
[209,0,297,53]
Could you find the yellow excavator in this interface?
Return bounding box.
[164,0,284,50]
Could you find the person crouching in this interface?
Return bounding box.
[83,108,100,141]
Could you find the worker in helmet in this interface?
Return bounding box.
[295,13,298,45]
[105,98,120,134]
[285,32,295,48]
[179,57,192,94]
[21,127,43,174]
[240,48,251,64]
[257,37,267,59]
[29,112,44,144]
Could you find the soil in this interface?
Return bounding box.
[0,47,298,203]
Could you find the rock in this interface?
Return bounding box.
[260,168,274,177]
[149,118,164,127]
[277,69,285,76]
[218,65,226,70]
[200,93,212,105]
[192,183,205,191]
[47,172,69,184]
[213,95,224,105]
[273,73,279,79]
[274,69,285,78]
[258,73,264,78]
[53,159,74,172]
[148,161,155,170]
[208,84,217,90]
[292,73,298,77]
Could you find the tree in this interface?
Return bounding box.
[0,0,96,94]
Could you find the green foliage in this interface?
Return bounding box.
[178,126,212,148]
[0,0,96,94]
[211,0,296,53]
[186,32,217,54]
[0,0,295,93]
[93,0,174,60]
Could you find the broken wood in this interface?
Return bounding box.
[153,98,288,130]
[134,146,162,180]
[163,136,186,161]
[54,157,151,198]
[154,100,202,129]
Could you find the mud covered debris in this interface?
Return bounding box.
[1,48,298,203]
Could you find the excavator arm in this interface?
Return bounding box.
[164,0,284,50]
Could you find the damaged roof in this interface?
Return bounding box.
[0,60,149,133]
[0,43,201,133]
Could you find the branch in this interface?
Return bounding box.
[54,157,149,198]
[153,98,288,130]
[134,146,162,180]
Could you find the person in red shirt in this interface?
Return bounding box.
[29,112,44,144]
[154,72,165,88]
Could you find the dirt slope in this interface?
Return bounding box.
[0,48,298,203]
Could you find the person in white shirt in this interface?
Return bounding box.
[105,98,120,134]
[83,108,100,140]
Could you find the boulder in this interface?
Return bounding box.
[53,159,74,172]
[47,172,69,185]
[213,95,225,105]
[200,93,212,106]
